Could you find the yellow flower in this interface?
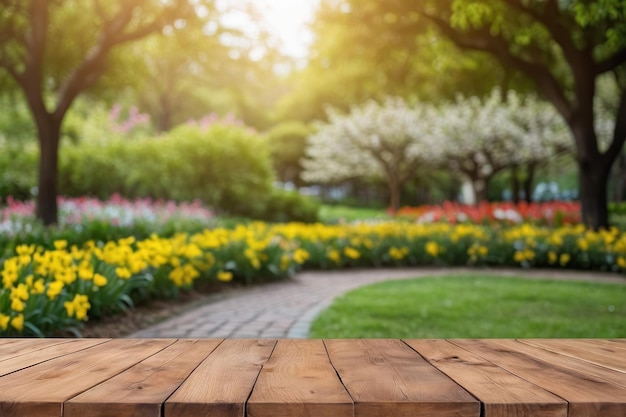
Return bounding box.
[10,314,24,332]
[115,267,132,279]
[388,246,407,260]
[11,283,29,301]
[16,244,35,256]
[77,263,94,280]
[168,264,199,287]
[118,236,136,246]
[425,241,441,257]
[11,298,24,312]
[0,314,10,331]
[280,254,291,270]
[617,256,626,269]
[344,247,361,260]
[31,279,45,295]
[64,294,90,321]
[548,234,563,246]
[514,251,526,263]
[548,251,557,264]
[93,273,108,287]
[1,258,19,289]
[524,249,536,260]
[293,249,310,264]
[327,249,341,263]
[559,253,571,266]
[217,271,233,282]
[53,240,68,251]
[47,281,64,300]
[577,238,589,251]
[244,248,261,269]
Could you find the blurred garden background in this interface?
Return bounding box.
[0,0,625,338]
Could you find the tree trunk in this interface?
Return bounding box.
[472,177,488,204]
[617,153,626,203]
[511,165,520,204]
[579,159,610,230]
[34,114,62,226]
[523,162,536,204]
[387,176,401,213]
[572,87,626,230]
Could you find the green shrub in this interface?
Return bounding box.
[265,121,312,187]
[166,124,274,216]
[59,140,131,200]
[0,142,38,202]
[256,189,320,223]
[59,124,275,216]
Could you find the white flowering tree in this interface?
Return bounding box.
[433,89,573,203]
[302,98,442,211]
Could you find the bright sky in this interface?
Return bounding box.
[260,0,318,59]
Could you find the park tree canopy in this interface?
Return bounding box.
[414,0,626,229]
[293,0,626,229]
[278,0,530,123]
[0,0,215,225]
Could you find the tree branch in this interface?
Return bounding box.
[596,47,626,74]
[505,0,583,65]
[54,1,192,120]
[421,12,574,122]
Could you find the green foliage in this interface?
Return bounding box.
[0,142,37,202]
[264,121,313,186]
[309,275,626,338]
[59,124,275,217]
[0,96,36,143]
[168,124,275,216]
[318,205,391,223]
[256,189,320,223]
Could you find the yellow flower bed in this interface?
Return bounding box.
[2,221,625,336]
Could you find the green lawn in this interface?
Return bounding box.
[318,204,391,223]
[309,275,626,338]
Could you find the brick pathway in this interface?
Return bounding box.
[130,267,625,339]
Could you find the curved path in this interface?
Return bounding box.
[130,267,625,339]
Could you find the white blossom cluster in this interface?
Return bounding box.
[432,89,573,176]
[302,90,578,192]
[302,97,441,184]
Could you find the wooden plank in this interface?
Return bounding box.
[65,339,221,417]
[0,339,173,417]
[167,339,275,417]
[493,340,626,388]
[598,339,626,351]
[453,339,626,417]
[0,339,81,360]
[247,339,353,417]
[0,339,108,376]
[325,339,479,417]
[405,339,567,417]
[520,339,626,373]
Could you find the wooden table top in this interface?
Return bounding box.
[0,338,624,417]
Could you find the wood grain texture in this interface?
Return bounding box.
[405,339,567,417]
[0,339,173,417]
[453,339,626,417]
[325,339,479,417]
[247,339,353,417]
[0,339,71,359]
[65,339,221,417]
[0,339,107,376]
[493,340,626,388]
[519,339,626,373]
[0,339,623,417]
[166,339,275,417]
